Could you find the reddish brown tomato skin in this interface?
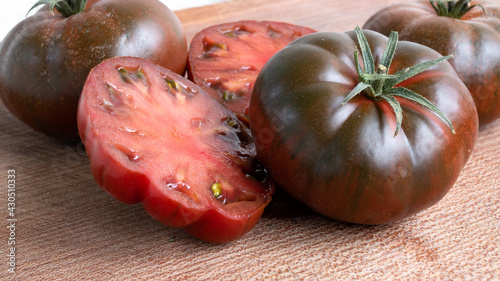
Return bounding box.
[364,0,500,126]
[0,0,187,140]
[250,30,478,224]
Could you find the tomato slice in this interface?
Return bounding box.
[187,20,316,116]
[78,56,273,243]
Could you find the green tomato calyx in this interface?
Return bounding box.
[430,0,485,19]
[343,26,455,137]
[27,0,88,17]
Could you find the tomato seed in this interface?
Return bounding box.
[118,127,145,137]
[225,117,239,129]
[222,91,235,101]
[165,78,181,92]
[202,38,227,58]
[114,144,142,162]
[211,182,222,198]
[267,26,283,38]
[190,118,203,129]
[221,25,252,38]
[100,98,115,114]
[104,83,136,109]
[118,67,131,83]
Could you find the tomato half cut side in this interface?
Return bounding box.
[187,20,316,116]
[78,56,273,243]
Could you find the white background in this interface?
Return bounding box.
[0,0,230,42]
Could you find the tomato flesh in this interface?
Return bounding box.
[188,20,316,116]
[78,56,273,243]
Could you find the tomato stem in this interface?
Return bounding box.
[27,0,88,17]
[343,26,455,137]
[430,0,485,19]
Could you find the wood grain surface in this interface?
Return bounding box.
[1,0,499,279]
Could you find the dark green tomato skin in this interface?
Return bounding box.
[0,0,188,140]
[250,30,479,224]
[364,0,500,126]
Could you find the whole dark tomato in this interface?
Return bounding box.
[364,0,500,126]
[0,0,188,140]
[250,28,478,224]
[78,56,273,243]
[187,20,315,116]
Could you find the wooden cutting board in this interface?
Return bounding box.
[1,0,499,279]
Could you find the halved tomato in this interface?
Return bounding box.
[187,20,316,116]
[78,56,273,243]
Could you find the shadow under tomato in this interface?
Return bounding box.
[262,187,316,219]
[261,185,412,233]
